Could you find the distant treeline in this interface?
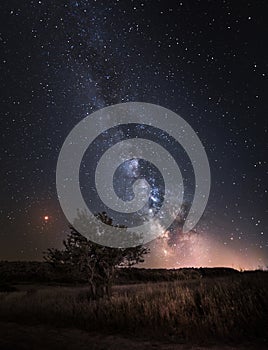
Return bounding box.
[116,266,240,283]
[0,261,244,284]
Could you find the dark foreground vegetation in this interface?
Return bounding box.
[0,263,267,348]
[0,260,240,285]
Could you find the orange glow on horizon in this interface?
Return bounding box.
[144,230,266,271]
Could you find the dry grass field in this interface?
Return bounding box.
[0,271,267,349]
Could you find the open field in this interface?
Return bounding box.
[0,271,267,349]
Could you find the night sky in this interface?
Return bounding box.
[1,0,267,269]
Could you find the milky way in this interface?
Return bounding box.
[1,1,267,268]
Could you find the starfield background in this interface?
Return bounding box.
[0,0,268,349]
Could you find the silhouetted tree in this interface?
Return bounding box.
[45,212,149,299]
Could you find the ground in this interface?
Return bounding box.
[0,322,264,350]
[0,273,267,349]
